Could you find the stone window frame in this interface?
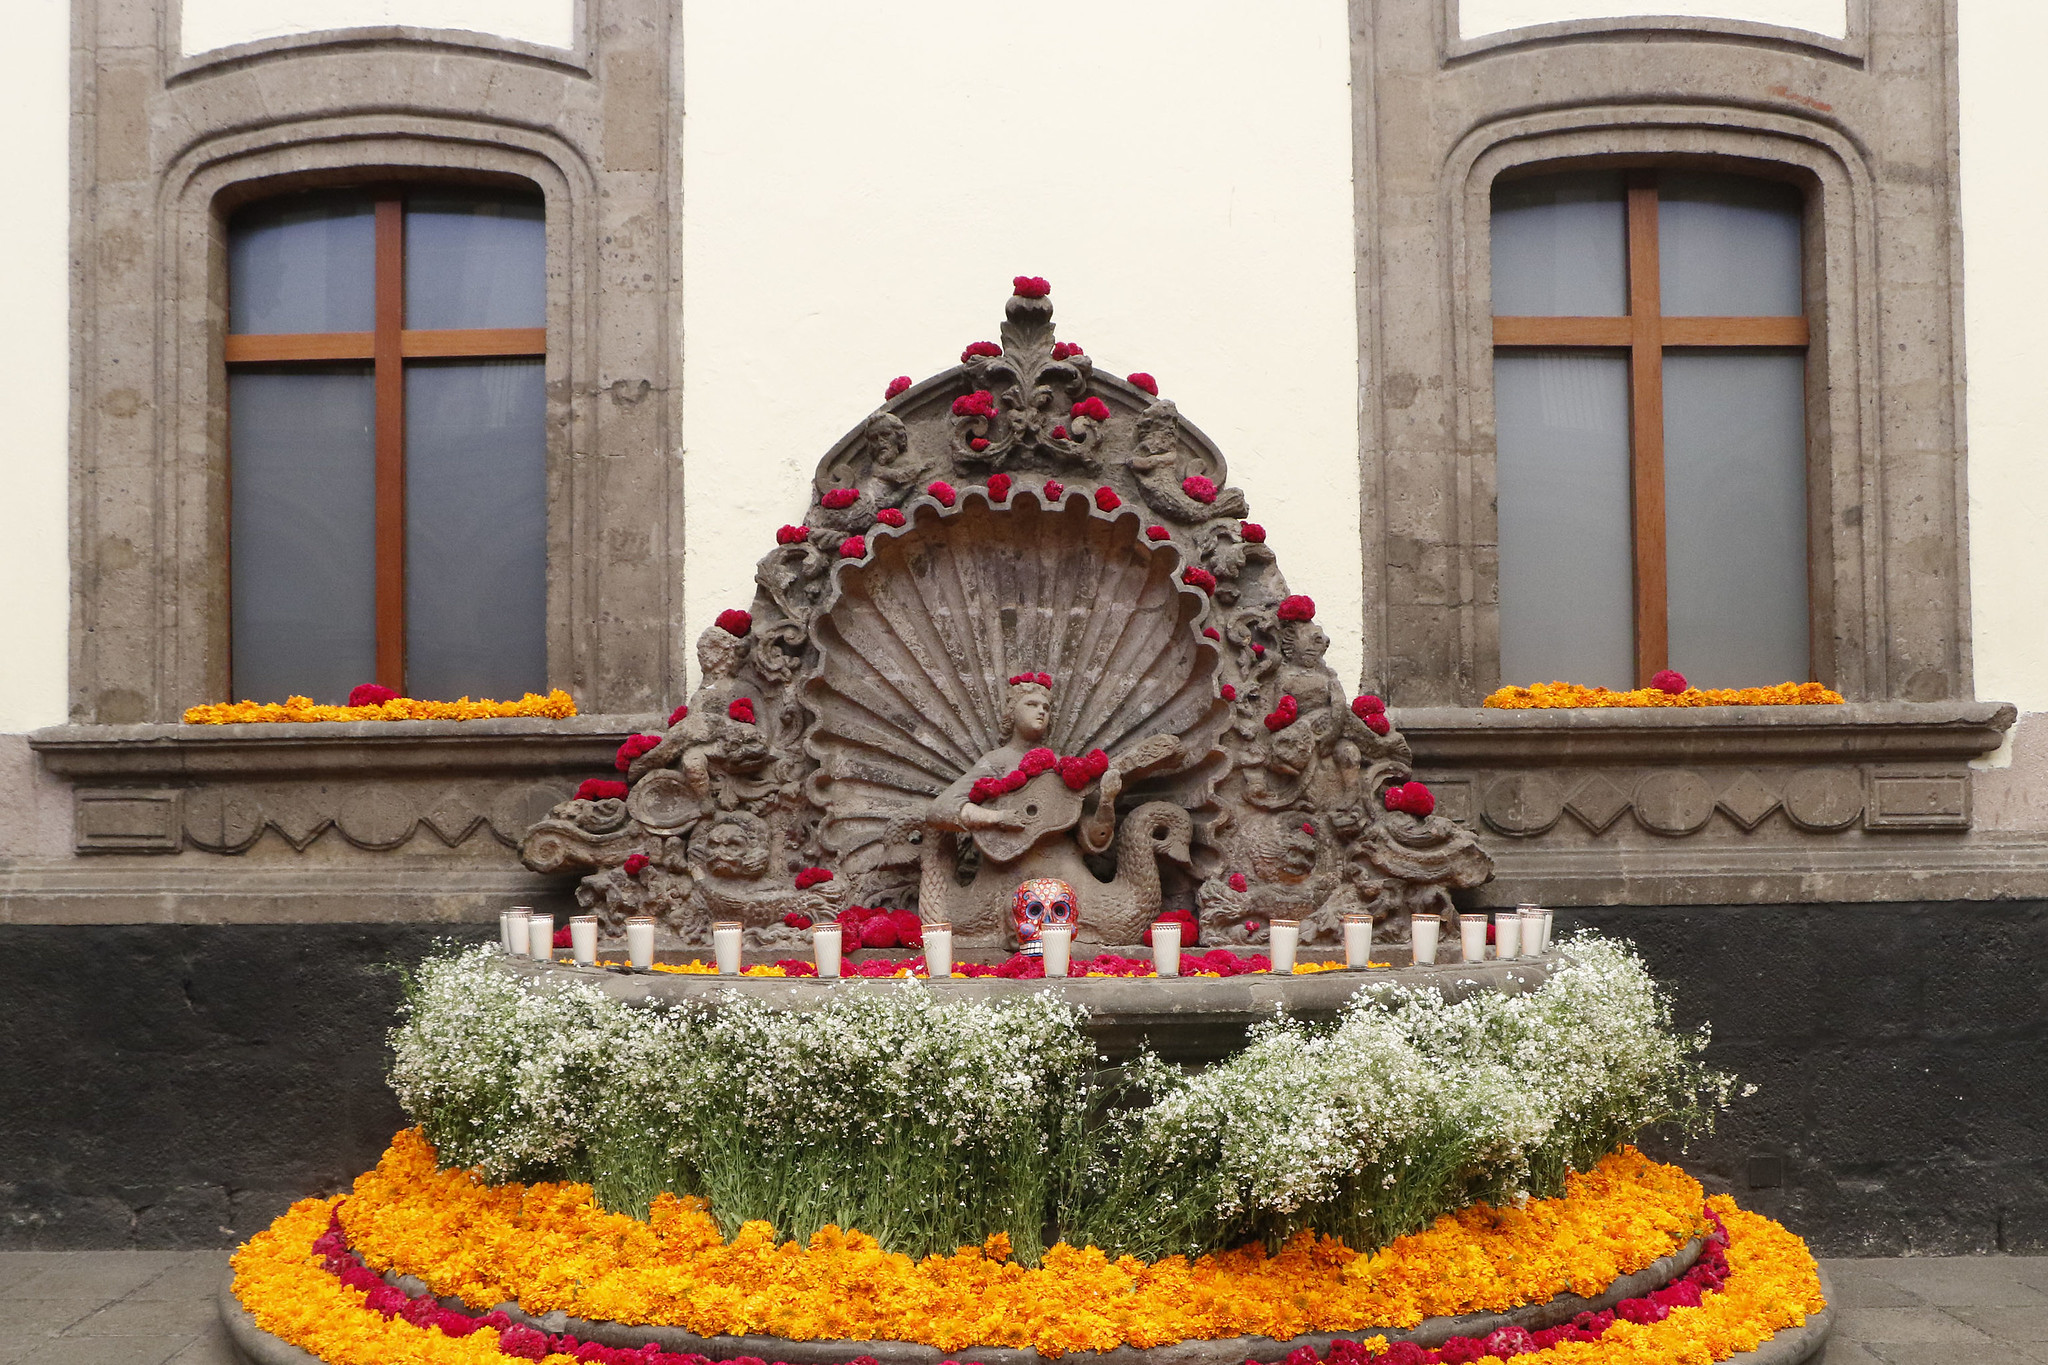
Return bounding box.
[160,0,594,82]
[1443,110,1895,702]
[1435,0,1869,65]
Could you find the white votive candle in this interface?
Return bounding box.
[505,907,532,957]
[1268,919,1299,975]
[626,916,656,970]
[713,920,743,975]
[1412,914,1441,965]
[1493,912,1520,961]
[1519,907,1543,959]
[1460,915,1488,964]
[1343,913,1374,968]
[1041,925,1073,977]
[1151,920,1182,977]
[527,914,555,961]
[921,921,953,979]
[1539,907,1555,953]
[813,923,843,978]
[570,914,599,966]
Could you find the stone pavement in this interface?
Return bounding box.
[1,1251,2044,1365]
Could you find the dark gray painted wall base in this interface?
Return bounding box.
[3,906,2043,1254]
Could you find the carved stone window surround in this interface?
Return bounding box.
[1435,0,1869,66]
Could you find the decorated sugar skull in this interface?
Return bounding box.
[1010,877,1078,955]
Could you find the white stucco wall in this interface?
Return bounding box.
[1960,0,2048,714]
[679,1,1365,692]
[0,0,72,733]
[1459,0,1847,37]
[180,0,574,56]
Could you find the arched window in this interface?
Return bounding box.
[225,186,548,703]
[1491,169,1810,689]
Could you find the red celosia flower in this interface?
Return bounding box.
[1277,594,1315,622]
[1352,693,1386,717]
[715,608,753,637]
[1301,821,1315,835]
[1042,480,1065,501]
[727,697,756,723]
[952,389,998,419]
[1183,474,1218,503]
[553,924,573,948]
[1365,712,1391,736]
[347,683,398,707]
[861,917,900,949]
[888,909,923,943]
[1021,747,1058,776]
[885,375,912,399]
[1244,920,1261,935]
[1000,768,1030,794]
[1094,487,1121,511]
[840,535,867,559]
[667,702,689,726]
[614,733,661,771]
[823,488,860,510]
[1127,372,1158,396]
[1182,566,1217,592]
[969,776,1002,804]
[576,778,629,801]
[1203,626,1220,640]
[1055,755,1090,791]
[1241,521,1266,543]
[927,480,957,506]
[1221,683,1236,701]
[1012,275,1051,299]
[623,853,651,877]
[1146,525,1170,541]
[794,866,834,890]
[776,524,809,545]
[782,910,813,929]
[1007,672,1053,688]
[969,437,990,452]
[1228,872,1248,893]
[1052,341,1084,360]
[961,341,1003,362]
[1251,643,1266,657]
[1071,396,1111,422]
[1651,668,1688,694]
[1264,695,1300,731]
[1051,425,1069,440]
[876,507,906,527]
[1384,781,1436,817]
[987,473,1012,501]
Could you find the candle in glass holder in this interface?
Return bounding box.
[1412,913,1441,965]
[1041,925,1073,977]
[813,922,843,978]
[1518,905,1543,959]
[1460,915,1487,964]
[570,914,599,966]
[1268,919,1300,975]
[1538,907,1555,953]
[625,916,656,970]
[505,907,532,957]
[1151,919,1182,977]
[1493,912,1521,961]
[1343,913,1374,968]
[713,920,743,975]
[527,914,555,961]
[921,920,953,979]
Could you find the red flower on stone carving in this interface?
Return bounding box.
[1182,475,1218,503]
[1052,341,1084,360]
[1008,672,1053,688]
[782,910,813,929]
[987,473,1012,502]
[1241,522,1266,543]
[794,866,834,890]
[1012,275,1051,299]
[715,608,753,637]
[952,389,998,419]
[961,341,1003,362]
[666,702,689,725]
[1228,873,1249,893]
[1264,695,1300,732]
[1352,694,1386,717]
[1203,627,1220,640]
[861,917,900,949]
[1651,669,1688,694]
[1095,487,1121,512]
[885,375,912,399]
[1000,769,1030,794]
[839,535,867,559]
[927,480,957,506]
[969,437,990,452]
[876,508,906,527]
[969,776,1002,804]
[348,683,399,707]
[1277,595,1315,623]
[1221,684,1236,701]
[727,697,756,724]
[1251,643,1266,658]
[821,488,859,510]
[1021,747,1058,777]
[1127,372,1158,396]
[1051,425,1069,441]
[776,524,810,545]
[1301,821,1316,835]
[614,733,662,771]
[1365,712,1391,736]
[576,778,629,801]
[1146,525,1170,541]
[1042,480,1065,501]
[1182,566,1217,593]
[1071,396,1111,422]
[623,853,651,877]
[1384,782,1436,817]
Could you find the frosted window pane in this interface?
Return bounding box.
[405,361,548,699]
[1659,173,1803,317]
[1490,172,1628,316]
[1495,352,1635,688]
[405,192,546,330]
[228,195,374,334]
[1664,351,1809,685]
[229,369,377,702]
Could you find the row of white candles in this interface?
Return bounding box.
[497,903,1554,976]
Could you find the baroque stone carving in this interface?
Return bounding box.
[520,284,1494,945]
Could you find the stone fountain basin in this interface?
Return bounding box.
[497,952,1559,1065]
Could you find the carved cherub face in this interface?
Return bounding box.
[999,684,1052,744]
[698,626,746,678]
[1247,819,1320,883]
[693,813,769,879]
[1278,620,1330,666]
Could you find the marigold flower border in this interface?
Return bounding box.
[182,689,579,725]
[1483,682,1843,710]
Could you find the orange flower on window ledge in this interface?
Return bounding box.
[182,690,578,725]
[1483,681,1844,710]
